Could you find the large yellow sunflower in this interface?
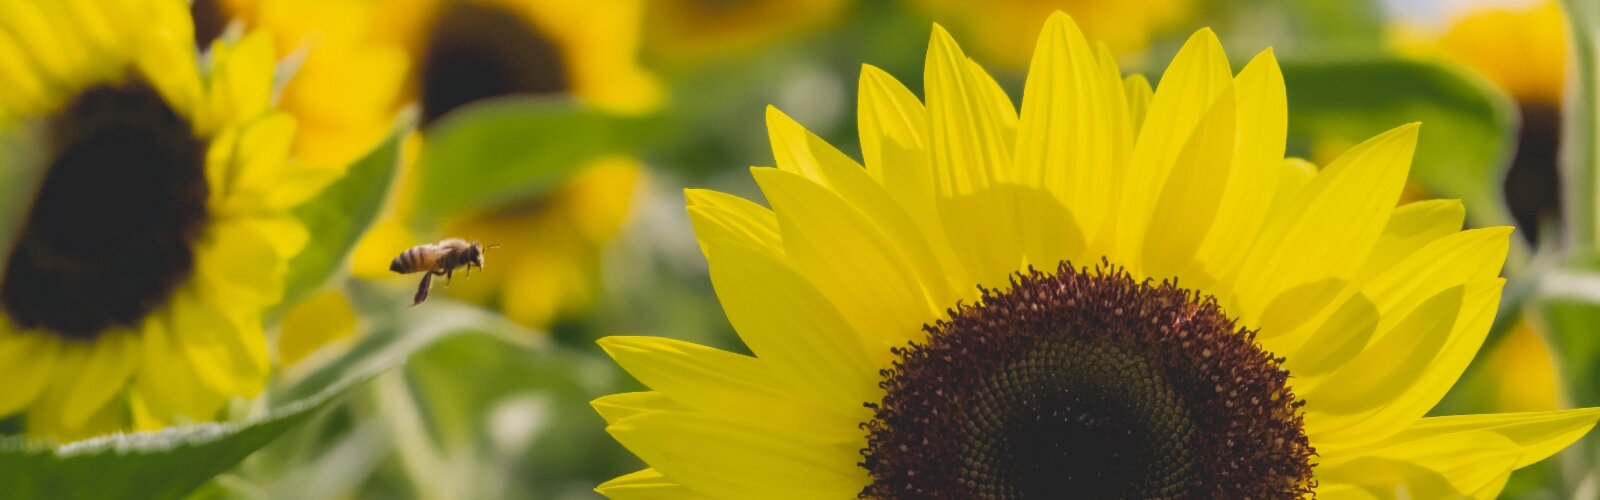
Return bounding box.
[593,13,1600,498]
[0,0,338,440]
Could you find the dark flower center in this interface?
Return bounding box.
[418,1,568,127]
[190,0,229,49]
[860,262,1315,499]
[2,80,209,340]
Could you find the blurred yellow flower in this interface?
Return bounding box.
[0,0,339,440]
[1484,320,1562,413]
[341,1,657,330]
[642,0,848,62]
[207,0,411,168]
[1393,1,1567,241]
[210,0,657,330]
[908,0,1194,68]
[1437,1,1566,105]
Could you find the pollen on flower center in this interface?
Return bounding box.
[418,1,568,126]
[2,79,209,339]
[859,262,1315,499]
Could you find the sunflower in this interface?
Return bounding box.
[1435,0,1566,243]
[0,0,338,440]
[908,0,1194,68]
[593,13,1600,498]
[206,0,656,331]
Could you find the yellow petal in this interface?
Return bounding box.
[685,189,778,254]
[1015,12,1113,255]
[0,27,50,115]
[1271,157,1317,213]
[250,215,312,263]
[1233,124,1419,324]
[137,312,227,419]
[1309,278,1504,449]
[926,24,1012,188]
[1192,49,1286,284]
[596,469,706,500]
[0,1,78,85]
[856,69,981,294]
[1389,408,1600,469]
[764,107,961,301]
[1317,431,1520,500]
[698,204,879,416]
[597,336,855,440]
[1271,226,1510,365]
[857,64,934,220]
[1123,74,1152,137]
[222,114,299,214]
[278,289,359,367]
[0,328,60,415]
[754,168,940,358]
[925,24,1025,281]
[61,330,137,429]
[1355,199,1465,283]
[206,31,275,129]
[168,287,255,397]
[606,410,866,499]
[197,220,284,307]
[1118,28,1231,262]
[592,392,680,425]
[1139,85,1236,282]
[1305,285,1465,430]
[135,0,201,123]
[965,58,1017,150]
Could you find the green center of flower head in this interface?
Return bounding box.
[860,262,1315,499]
[419,1,568,126]
[2,80,209,340]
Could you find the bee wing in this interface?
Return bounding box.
[411,272,435,306]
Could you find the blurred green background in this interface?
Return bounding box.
[4,0,1596,498]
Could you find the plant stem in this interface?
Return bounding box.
[1562,0,1600,260]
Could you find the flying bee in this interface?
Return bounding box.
[389,238,499,306]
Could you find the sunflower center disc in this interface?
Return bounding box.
[2,80,209,339]
[419,1,568,126]
[860,262,1315,499]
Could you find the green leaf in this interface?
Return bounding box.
[231,282,555,499]
[277,280,535,402]
[278,125,407,311]
[1282,57,1518,231]
[0,353,395,500]
[408,96,636,220]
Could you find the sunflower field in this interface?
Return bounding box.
[4,0,1600,498]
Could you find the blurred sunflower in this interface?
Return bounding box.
[908,0,1194,68]
[0,0,337,440]
[1437,1,1565,243]
[593,13,1600,497]
[209,0,658,330]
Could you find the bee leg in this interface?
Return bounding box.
[444,268,454,286]
[411,272,435,306]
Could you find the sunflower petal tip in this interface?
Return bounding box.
[1044,10,1076,29]
[1189,26,1220,44]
